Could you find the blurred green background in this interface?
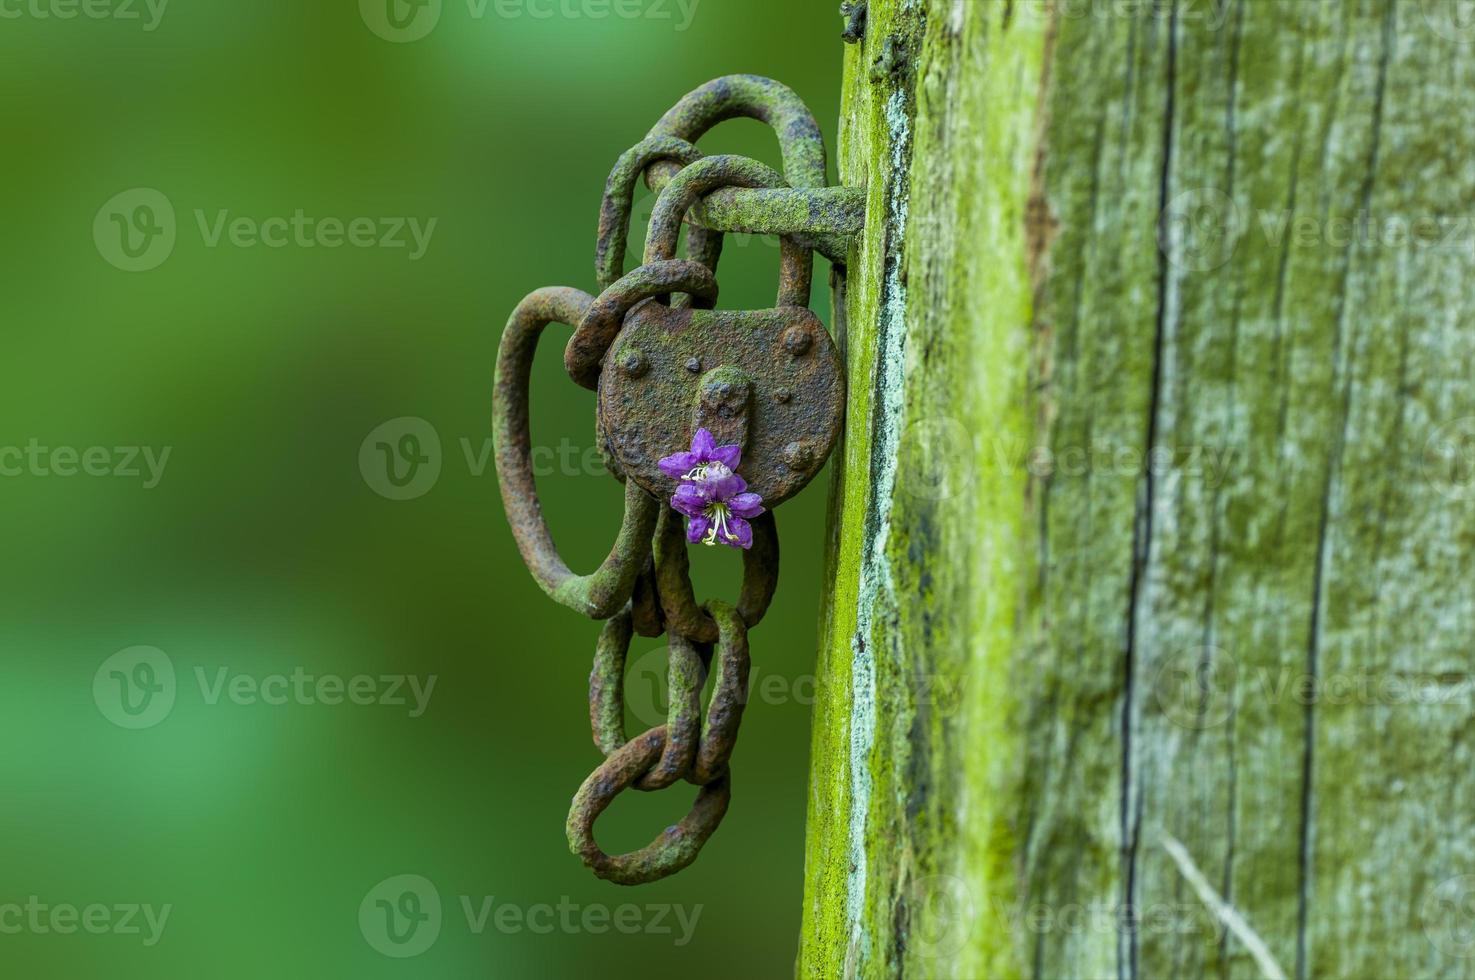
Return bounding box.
[1,2,843,975]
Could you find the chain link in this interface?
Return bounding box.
[493,75,841,884]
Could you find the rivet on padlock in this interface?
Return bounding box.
[694,367,752,456]
[598,303,843,510]
[596,153,845,511]
[782,324,814,357]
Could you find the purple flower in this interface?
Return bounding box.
[658,428,742,483]
[671,465,765,549]
[659,430,765,550]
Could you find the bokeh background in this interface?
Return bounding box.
[1,2,844,975]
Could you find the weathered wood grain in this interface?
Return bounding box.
[801,2,1475,977]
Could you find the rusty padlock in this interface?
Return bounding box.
[565,154,846,515]
[493,75,863,885]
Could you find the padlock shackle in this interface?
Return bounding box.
[643,74,827,195]
[644,155,814,310]
[641,75,857,267]
[595,135,706,294]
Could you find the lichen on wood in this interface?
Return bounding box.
[802,2,1475,978]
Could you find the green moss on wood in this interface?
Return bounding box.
[800,1,1047,976]
[804,1,1475,978]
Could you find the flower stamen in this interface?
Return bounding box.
[702,503,733,547]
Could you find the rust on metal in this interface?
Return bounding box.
[631,632,706,792]
[653,507,778,645]
[595,135,704,293]
[493,287,659,620]
[564,259,718,392]
[642,74,860,265]
[629,558,665,638]
[692,366,752,458]
[491,75,858,886]
[643,154,814,309]
[598,302,843,508]
[687,601,750,786]
[589,608,633,757]
[566,727,732,886]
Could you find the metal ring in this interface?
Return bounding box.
[634,630,707,790]
[596,137,723,316]
[588,609,633,757]
[566,726,732,885]
[563,259,719,391]
[493,287,659,619]
[644,155,813,310]
[653,507,779,643]
[688,601,750,785]
[641,75,843,267]
[643,74,828,198]
[596,136,705,293]
[587,609,707,792]
[629,557,665,638]
[673,226,724,312]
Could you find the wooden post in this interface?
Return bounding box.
[801,2,1475,977]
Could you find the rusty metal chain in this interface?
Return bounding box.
[492,74,861,885]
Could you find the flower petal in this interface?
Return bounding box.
[659,451,700,479]
[711,443,742,469]
[691,428,716,457]
[671,484,708,518]
[729,492,766,519]
[686,515,711,544]
[722,516,754,550]
[705,470,747,501]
